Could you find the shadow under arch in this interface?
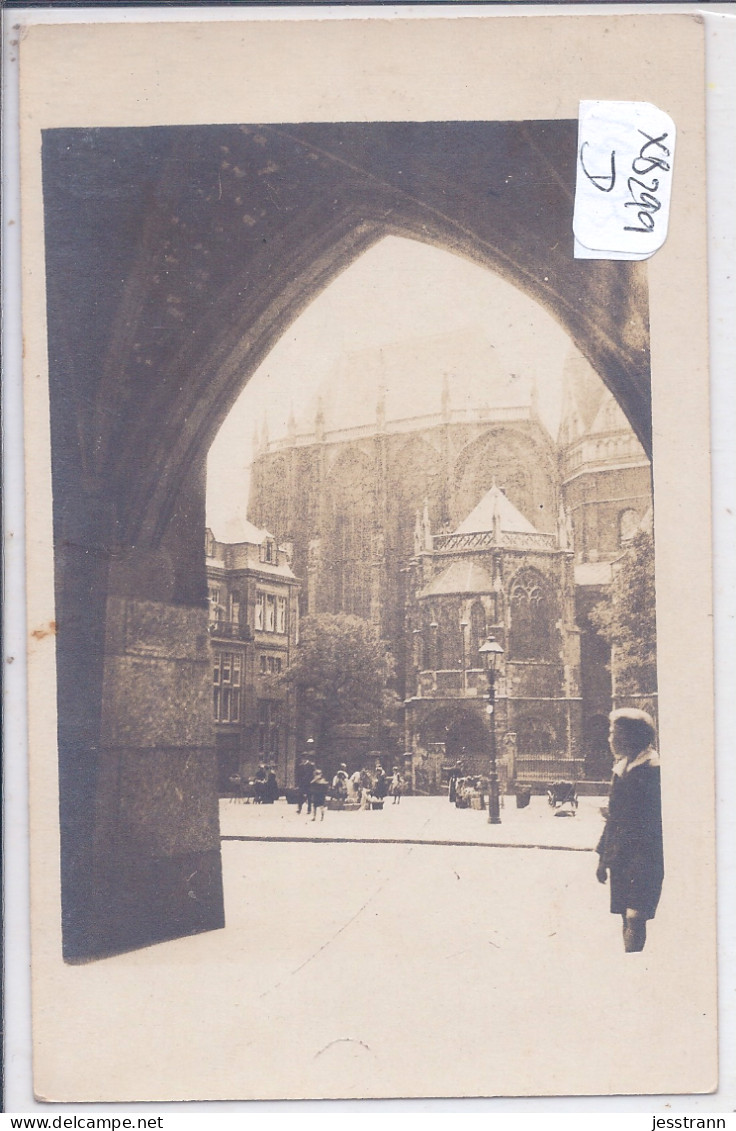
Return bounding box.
[130,201,650,554]
[42,120,653,959]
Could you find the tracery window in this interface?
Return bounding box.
[508,569,554,660]
[470,600,486,659]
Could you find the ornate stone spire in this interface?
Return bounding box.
[557,498,573,550]
[376,382,387,431]
[422,499,432,551]
[414,510,423,557]
[491,483,502,545]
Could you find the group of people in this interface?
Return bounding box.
[252,764,280,804]
[294,744,407,820]
[238,710,663,955]
[451,775,489,809]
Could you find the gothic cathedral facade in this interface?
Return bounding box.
[246,338,653,789]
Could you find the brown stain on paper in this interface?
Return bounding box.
[31,621,56,641]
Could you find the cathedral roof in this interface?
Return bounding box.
[418,560,496,598]
[453,484,538,536]
[295,327,535,436]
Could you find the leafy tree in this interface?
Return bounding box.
[285,613,399,760]
[588,528,657,696]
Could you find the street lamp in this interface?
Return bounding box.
[479,635,504,824]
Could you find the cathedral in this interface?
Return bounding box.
[246,330,653,789]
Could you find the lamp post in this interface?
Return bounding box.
[479,635,504,825]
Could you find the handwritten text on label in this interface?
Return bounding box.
[573,101,676,260]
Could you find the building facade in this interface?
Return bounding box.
[559,367,654,779]
[246,337,654,788]
[205,523,300,792]
[403,485,582,790]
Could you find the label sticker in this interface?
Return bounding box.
[573,100,676,260]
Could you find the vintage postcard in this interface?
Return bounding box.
[17,10,717,1102]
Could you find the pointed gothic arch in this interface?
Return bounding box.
[453,425,559,532]
[42,120,652,959]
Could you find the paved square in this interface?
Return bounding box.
[34,797,696,1102]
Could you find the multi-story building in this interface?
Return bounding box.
[205,522,299,792]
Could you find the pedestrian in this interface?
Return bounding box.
[309,768,329,822]
[253,763,268,804]
[448,761,462,804]
[359,767,372,809]
[263,766,279,804]
[295,741,316,814]
[332,763,349,804]
[595,708,664,953]
[391,767,404,804]
[372,765,388,802]
[349,768,362,805]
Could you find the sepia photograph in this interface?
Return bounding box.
[15,12,718,1104]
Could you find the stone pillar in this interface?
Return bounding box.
[92,586,223,955]
[60,464,225,960]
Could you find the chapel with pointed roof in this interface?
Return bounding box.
[403,481,582,786]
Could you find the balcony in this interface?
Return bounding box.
[208,619,252,641]
[433,530,557,553]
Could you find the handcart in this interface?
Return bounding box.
[546,780,578,814]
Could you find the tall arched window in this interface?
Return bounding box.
[391,436,443,557]
[470,600,486,659]
[453,429,555,532]
[438,604,461,669]
[326,449,375,619]
[264,456,289,539]
[503,468,528,514]
[425,612,443,670]
[618,508,639,545]
[508,568,554,660]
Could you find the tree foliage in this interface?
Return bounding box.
[588,529,657,696]
[285,613,399,754]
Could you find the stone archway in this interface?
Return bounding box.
[415,705,492,777]
[42,121,651,959]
